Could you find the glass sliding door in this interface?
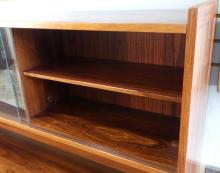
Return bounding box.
[0,28,28,123]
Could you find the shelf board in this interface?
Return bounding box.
[24,58,183,103]
[0,10,187,33]
[31,99,180,173]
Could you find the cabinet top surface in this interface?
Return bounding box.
[0,9,188,33]
[0,10,188,24]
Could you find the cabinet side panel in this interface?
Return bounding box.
[178,1,218,173]
[12,29,63,116]
[12,29,47,116]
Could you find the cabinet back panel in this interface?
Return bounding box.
[62,31,186,67]
[69,86,181,117]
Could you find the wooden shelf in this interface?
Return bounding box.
[31,98,180,173]
[0,10,187,33]
[24,58,183,103]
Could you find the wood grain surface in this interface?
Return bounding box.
[178,0,218,173]
[13,29,185,117]
[0,10,188,33]
[70,85,182,117]
[62,31,186,116]
[62,31,186,67]
[0,128,120,173]
[6,1,217,173]
[24,57,183,103]
[0,114,174,173]
[31,98,180,173]
[12,29,49,117]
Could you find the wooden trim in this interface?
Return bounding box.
[178,0,218,173]
[0,21,186,34]
[0,115,170,173]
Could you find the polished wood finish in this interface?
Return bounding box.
[14,29,185,117]
[70,86,181,117]
[12,29,63,117]
[0,21,187,34]
[24,58,183,103]
[62,31,186,67]
[0,128,119,173]
[31,98,179,173]
[62,31,185,116]
[178,1,218,173]
[12,30,48,117]
[0,1,217,173]
[0,115,174,173]
[0,10,188,33]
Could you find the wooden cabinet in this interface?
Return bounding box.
[0,0,217,172]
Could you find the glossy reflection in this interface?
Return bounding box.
[0,28,28,123]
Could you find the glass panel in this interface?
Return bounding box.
[0,28,28,123]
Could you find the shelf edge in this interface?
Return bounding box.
[23,71,182,103]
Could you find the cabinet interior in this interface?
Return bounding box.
[13,28,186,172]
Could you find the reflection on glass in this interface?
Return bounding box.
[0,28,28,123]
